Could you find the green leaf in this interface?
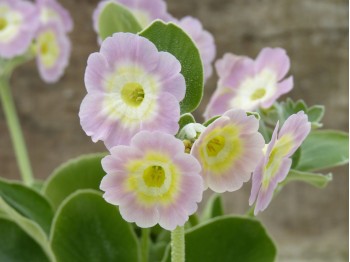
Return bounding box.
[260,99,325,129]
[178,113,195,132]
[307,105,325,125]
[296,130,349,171]
[0,198,55,261]
[43,153,106,210]
[50,190,140,262]
[98,2,142,41]
[284,169,332,188]
[0,178,53,235]
[140,21,204,114]
[163,216,276,262]
[201,193,224,221]
[150,241,169,262]
[203,115,220,127]
[0,217,50,262]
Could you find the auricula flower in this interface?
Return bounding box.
[36,0,73,32]
[100,131,203,230]
[35,22,71,83]
[79,32,185,148]
[191,109,265,193]
[249,111,311,215]
[176,16,216,82]
[0,0,38,59]
[204,48,293,119]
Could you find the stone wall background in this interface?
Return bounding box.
[0,0,348,261]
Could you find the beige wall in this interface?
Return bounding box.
[0,0,348,260]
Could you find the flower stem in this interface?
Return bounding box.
[171,226,185,262]
[141,228,150,262]
[0,77,34,185]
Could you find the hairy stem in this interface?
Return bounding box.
[171,226,185,262]
[0,77,34,185]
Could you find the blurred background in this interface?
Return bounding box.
[0,0,348,261]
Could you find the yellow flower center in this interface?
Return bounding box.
[37,30,59,68]
[199,125,242,174]
[206,136,225,157]
[250,88,266,100]
[143,165,166,188]
[121,82,145,107]
[0,17,7,31]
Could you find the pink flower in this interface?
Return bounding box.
[176,16,216,82]
[204,48,293,119]
[35,22,71,83]
[79,32,185,148]
[191,109,265,193]
[249,111,311,215]
[0,0,38,58]
[100,131,203,230]
[36,0,73,32]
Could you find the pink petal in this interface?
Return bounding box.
[255,47,291,81]
[84,52,110,93]
[278,111,311,157]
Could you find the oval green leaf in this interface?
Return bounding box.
[0,198,55,261]
[0,178,53,235]
[98,1,142,41]
[43,153,106,210]
[140,20,204,114]
[296,130,349,171]
[284,169,332,188]
[50,190,140,262]
[163,216,276,262]
[0,217,50,262]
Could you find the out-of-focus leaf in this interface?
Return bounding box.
[260,99,325,129]
[284,169,332,188]
[98,2,142,40]
[201,193,224,221]
[0,217,50,262]
[43,153,106,210]
[296,130,349,171]
[0,178,53,235]
[50,190,140,262]
[0,198,55,261]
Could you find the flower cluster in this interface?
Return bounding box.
[0,0,72,83]
[81,0,312,230]
[93,0,216,82]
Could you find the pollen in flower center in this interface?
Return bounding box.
[251,88,266,100]
[143,165,166,188]
[0,17,7,31]
[121,82,145,107]
[206,136,226,157]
